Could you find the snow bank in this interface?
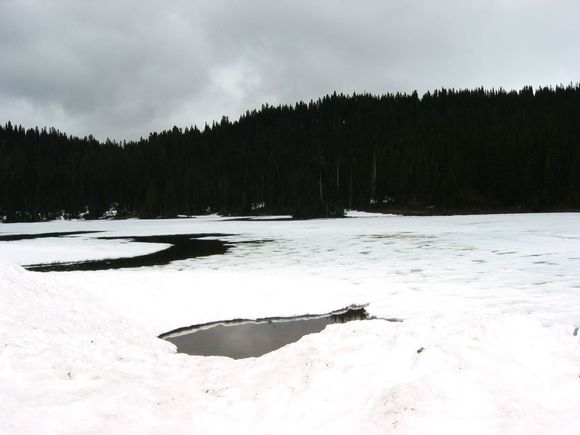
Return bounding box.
[2,259,580,434]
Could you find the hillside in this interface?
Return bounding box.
[2,85,579,221]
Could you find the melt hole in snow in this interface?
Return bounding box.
[160,306,370,359]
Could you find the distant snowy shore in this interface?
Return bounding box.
[1,213,580,434]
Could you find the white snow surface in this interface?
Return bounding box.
[1,212,580,434]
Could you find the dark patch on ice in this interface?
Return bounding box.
[96,233,231,242]
[0,231,101,241]
[161,306,379,359]
[25,233,233,272]
[231,239,275,245]
[223,217,297,222]
[369,233,437,241]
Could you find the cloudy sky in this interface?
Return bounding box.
[1,0,579,141]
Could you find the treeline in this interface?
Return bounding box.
[1,85,580,221]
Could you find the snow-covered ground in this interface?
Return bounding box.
[1,212,580,434]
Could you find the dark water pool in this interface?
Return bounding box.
[160,306,371,359]
[25,233,232,272]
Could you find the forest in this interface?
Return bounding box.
[1,85,579,222]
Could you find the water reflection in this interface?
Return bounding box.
[161,307,369,359]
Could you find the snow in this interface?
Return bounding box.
[1,213,580,434]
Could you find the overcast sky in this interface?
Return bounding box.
[1,0,579,141]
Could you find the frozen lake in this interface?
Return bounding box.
[2,212,580,326]
[1,212,580,434]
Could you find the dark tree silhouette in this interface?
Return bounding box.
[1,85,579,222]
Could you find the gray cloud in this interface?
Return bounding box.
[1,0,579,140]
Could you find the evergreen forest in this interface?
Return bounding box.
[1,85,579,222]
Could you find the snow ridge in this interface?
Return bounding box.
[2,258,580,434]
